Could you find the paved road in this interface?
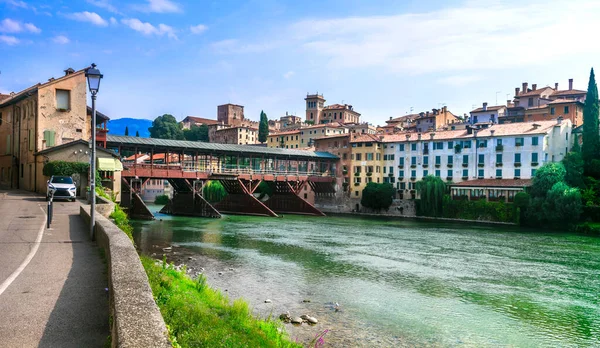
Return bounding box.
[0,190,109,347]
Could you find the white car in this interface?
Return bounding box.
[47,176,77,202]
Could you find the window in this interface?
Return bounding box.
[389,166,393,173]
[478,169,484,178]
[398,144,405,151]
[423,170,428,176]
[448,141,453,149]
[496,169,502,177]
[56,89,70,110]
[435,170,440,177]
[532,169,537,176]
[496,153,502,163]
[376,153,381,161]
[356,153,362,161]
[435,156,441,165]
[411,143,417,151]
[399,170,405,177]
[43,130,55,147]
[550,107,555,115]
[399,157,404,166]
[383,166,386,174]
[411,156,417,165]
[463,154,469,164]
[564,106,569,114]
[447,169,452,177]
[528,98,533,107]
[411,170,416,178]
[515,153,521,163]
[515,137,524,146]
[497,139,502,146]
[423,156,429,165]
[447,155,453,164]
[477,139,487,148]
[478,154,484,164]
[461,140,472,149]
[388,154,395,161]
[532,153,538,162]
[532,137,539,146]
[434,142,443,150]
[462,169,468,177]
[366,153,374,161]
[515,168,521,178]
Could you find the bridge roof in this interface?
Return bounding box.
[106,135,338,160]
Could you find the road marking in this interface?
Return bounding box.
[0,205,47,296]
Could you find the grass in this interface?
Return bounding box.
[141,255,302,348]
[109,205,134,242]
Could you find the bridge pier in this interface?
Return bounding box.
[264,180,326,216]
[213,178,278,217]
[121,178,154,220]
[160,179,221,218]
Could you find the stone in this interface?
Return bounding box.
[218,272,223,276]
[162,247,172,252]
[291,317,303,324]
[264,299,272,303]
[300,314,310,320]
[307,317,318,324]
[188,256,194,260]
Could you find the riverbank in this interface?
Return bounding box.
[325,211,518,226]
[141,255,301,348]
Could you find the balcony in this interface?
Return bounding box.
[462,176,469,180]
[531,162,539,166]
[478,163,485,167]
[366,172,373,177]
[446,176,453,181]
[398,164,404,169]
[354,172,361,176]
[514,162,522,167]
[398,177,405,181]
[388,173,394,177]
[435,164,441,168]
[423,164,429,168]
[515,142,523,147]
[462,163,469,168]
[423,148,430,154]
[447,164,453,168]
[410,177,416,181]
[496,162,503,167]
[410,164,417,168]
[354,182,361,186]
[496,145,504,151]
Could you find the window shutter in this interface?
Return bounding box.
[29,129,34,151]
[44,130,55,147]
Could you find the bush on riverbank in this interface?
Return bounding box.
[110,205,133,242]
[154,194,169,205]
[441,195,517,223]
[141,256,301,348]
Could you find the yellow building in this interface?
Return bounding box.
[349,134,384,199]
[267,130,301,149]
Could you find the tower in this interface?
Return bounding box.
[305,93,325,124]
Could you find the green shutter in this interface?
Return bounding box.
[44,130,55,147]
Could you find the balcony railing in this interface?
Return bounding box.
[123,162,335,177]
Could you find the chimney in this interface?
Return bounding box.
[569,78,573,90]
[389,116,392,120]
[532,84,537,91]
[515,87,520,96]
[419,112,425,117]
[507,100,512,106]
[522,82,528,92]
[532,123,541,130]
[490,129,495,136]
[430,132,435,140]
[379,135,384,141]
[483,102,488,111]
[64,67,75,76]
[442,106,447,113]
[555,82,559,90]
[426,111,430,117]
[405,134,410,140]
[557,116,563,125]
[417,133,422,141]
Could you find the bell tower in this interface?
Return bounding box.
[305,93,325,124]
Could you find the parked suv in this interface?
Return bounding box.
[47,176,77,201]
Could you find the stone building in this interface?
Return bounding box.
[304,93,361,124]
[212,126,258,145]
[0,67,108,192]
[217,103,245,126]
[180,116,218,130]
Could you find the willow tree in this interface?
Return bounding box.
[203,181,227,203]
[415,175,446,217]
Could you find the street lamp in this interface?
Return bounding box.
[86,63,103,239]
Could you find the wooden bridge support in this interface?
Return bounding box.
[160,179,221,218]
[213,178,278,217]
[264,180,326,216]
[121,178,154,220]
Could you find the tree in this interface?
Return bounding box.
[183,124,209,142]
[203,181,227,203]
[148,114,184,140]
[258,110,269,143]
[136,130,140,137]
[529,162,566,198]
[361,182,395,211]
[562,152,585,188]
[543,182,582,225]
[415,175,446,217]
[582,68,600,173]
[124,126,129,136]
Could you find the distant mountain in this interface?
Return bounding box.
[107,118,152,137]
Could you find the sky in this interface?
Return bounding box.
[1,0,599,126]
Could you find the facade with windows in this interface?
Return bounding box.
[0,67,105,192]
[380,119,571,198]
[349,134,384,198]
[213,126,258,145]
[267,130,301,149]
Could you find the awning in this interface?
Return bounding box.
[97,158,115,171]
[114,159,123,171]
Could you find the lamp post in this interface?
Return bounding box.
[86,63,103,239]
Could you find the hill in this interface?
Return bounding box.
[107,118,152,137]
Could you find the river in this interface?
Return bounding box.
[132,206,600,347]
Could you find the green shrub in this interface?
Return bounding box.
[154,194,169,205]
[530,162,566,198]
[441,195,517,223]
[141,256,300,348]
[415,175,446,217]
[361,182,395,211]
[43,161,89,177]
[109,205,133,242]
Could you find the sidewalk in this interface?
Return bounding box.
[0,190,109,347]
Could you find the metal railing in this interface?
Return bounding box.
[122,162,335,177]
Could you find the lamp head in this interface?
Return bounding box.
[85,63,103,94]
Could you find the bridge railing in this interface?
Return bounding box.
[122,162,334,177]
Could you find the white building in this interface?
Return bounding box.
[382,119,572,198]
[469,102,506,125]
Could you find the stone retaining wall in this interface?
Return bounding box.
[80,206,171,348]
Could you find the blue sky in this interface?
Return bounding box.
[1,0,599,125]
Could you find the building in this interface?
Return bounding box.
[448,179,531,203]
[299,123,348,148]
[212,126,258,145]
[386,114,417,129]
[0,66,108,192]
[304,93,361,124]
[349,133,385,199]
[141,179,172,202]
[413,106,460,133]
[314,134,351,194]
[279,113,303,130]
[381,119,571,199]
[217,103,245,126]
[347,123,377,134]
[180,116,218,130]
[469,103,506,125]
[267,130,301,149]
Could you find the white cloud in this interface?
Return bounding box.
[52,35,69,44]
[190,24,207,34]
[0,18,21,33]
[3,0,28,9]
[0,19,41,33]
[283,71,295,79]
[121,18,178,39]
[86,0,122,14]
[110,17,117,25]
[67,11,109,26]
[437,75,482,87]
[24,23,41,33]
[0,34,19,45]
[134,0,181,13]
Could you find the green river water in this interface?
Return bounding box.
[133,208,600,347]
